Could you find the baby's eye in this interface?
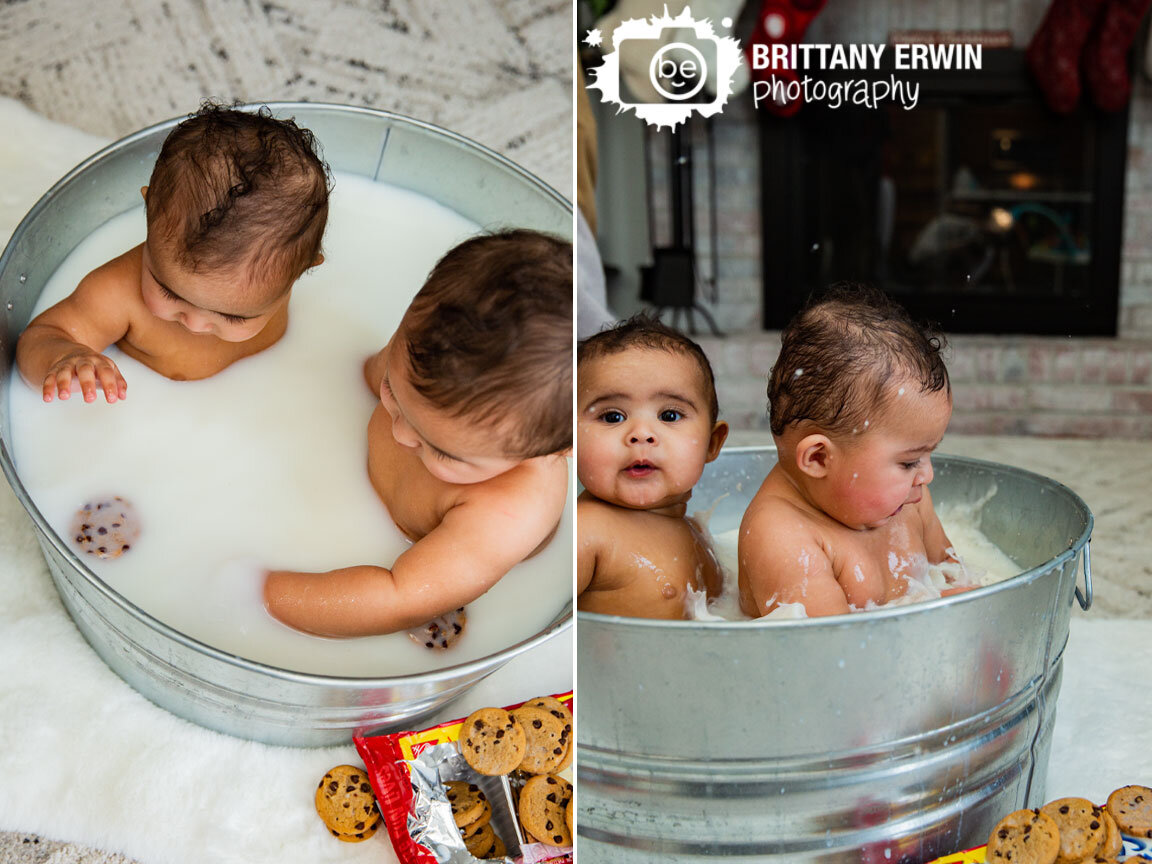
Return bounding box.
[659,409,683,422]
[430,447,458,462]
[900,460,921,470]
[600,409,625,424]
[159,285,179,301]
[220,313,249,325]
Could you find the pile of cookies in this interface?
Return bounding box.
[314,764,381,843]
[986,784,1152,863]
[457,695,574,850]
[446,780,506,859]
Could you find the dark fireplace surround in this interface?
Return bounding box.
[758,48,1129,336]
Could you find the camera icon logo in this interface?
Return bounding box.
[586,7,742,130]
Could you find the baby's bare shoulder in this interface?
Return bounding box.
[75,245,144,299]
[458,455,568,518]
[742,486,818,538]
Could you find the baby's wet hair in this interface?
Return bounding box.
[768,283,949,437]
[402,229,572,459]
[578,312,720,425]
[145,101,331,292]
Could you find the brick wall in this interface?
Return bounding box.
[652,0,1152,438]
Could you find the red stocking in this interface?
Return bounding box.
[1083,0,1152,112]
[1026,0,1104,113]
[745,0,827,117]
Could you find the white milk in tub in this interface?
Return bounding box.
[8,172,570,676]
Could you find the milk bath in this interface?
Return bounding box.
[689,489,1020,621]
[8,172,571,676]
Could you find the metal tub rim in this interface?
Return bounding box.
[1,101,571,693]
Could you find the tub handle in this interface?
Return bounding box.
[1075,540,1093,611]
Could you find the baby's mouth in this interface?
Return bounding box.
[624,460,657,478]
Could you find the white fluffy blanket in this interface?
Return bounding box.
[0,96,569,864]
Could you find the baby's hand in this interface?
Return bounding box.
[44,350,127,403]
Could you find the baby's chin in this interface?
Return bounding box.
[602,485,691,513]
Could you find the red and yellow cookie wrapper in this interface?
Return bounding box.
[926,846,986,863]
[355,691,573,864]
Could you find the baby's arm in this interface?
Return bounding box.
[17,260,133,403]
[918,488,957,564]
[265,477,566,637]
[738,506,850,618]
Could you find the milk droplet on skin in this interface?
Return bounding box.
[853,564,864,583]
[897,387,905,397]
[793,368,803,378]
[863,419,869,429]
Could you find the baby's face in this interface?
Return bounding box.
[378,338,524,485]
[822,383,953,530]
[577,348,725,514]
[140,238,292,342]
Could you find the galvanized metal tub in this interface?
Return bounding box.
[577,446,1093,863]
[0,103,571,748]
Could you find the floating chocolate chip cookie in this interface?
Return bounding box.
[70,496,140,560]
[314,764,380,841]
[408,607,467,649]
[986,809,1059,864]
[1106,784,1152,839]
[518,773,573,848]
[459,707,526,776]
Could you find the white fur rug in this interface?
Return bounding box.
[0,96,571,864]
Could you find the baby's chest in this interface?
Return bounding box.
[834,523,931,601]
[366,411,449,540]
[118,321,262,381]
[607,521,705,592]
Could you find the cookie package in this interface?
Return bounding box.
[354,691,573,864]
[926,783,1152,863]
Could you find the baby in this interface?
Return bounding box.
[739,284,961,619]
[577,315,729,619]
[16,103,330,399]
[264,229,572,637]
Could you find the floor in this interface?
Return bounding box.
[0,1,570,862]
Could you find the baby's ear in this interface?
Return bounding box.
[140,185,148,202]
[704,420,729,462]
[795,434,832,478]
[311,252,325,267]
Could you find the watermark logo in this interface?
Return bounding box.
[585,6,743,130]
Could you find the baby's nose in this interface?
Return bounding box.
[179,311,213,334]
[917,457,935,485]
[627,423,656,445]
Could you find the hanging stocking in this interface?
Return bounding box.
[1026,0,1104,114]
[744,0,827,117]
[1083,0,1152,112]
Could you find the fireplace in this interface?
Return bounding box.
[758,49,1129,336]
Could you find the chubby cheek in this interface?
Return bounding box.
[213,320,267,343]
[141,286,178,322]
[575,431,612,492]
